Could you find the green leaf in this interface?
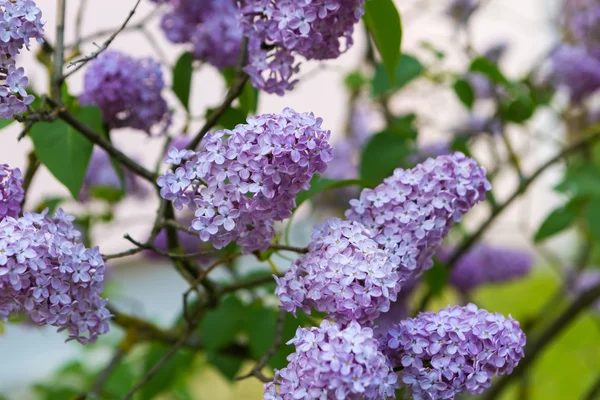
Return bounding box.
[104,361,136,398]
[269,312,311,369]
[200,295,247,351]
[499,83,536,123]
[534,201,579,242]
[206,351,244,381]
[89,186,125,203]
[30,106,101,199]
[555,163,600,197]
[0,117,14,130]
[295,175,366,208]
[205,106,247,130]
[424,261,449,297]
[35,196,68,214]
[239,80,259,115]
[364,0,402,83]
[453,79,475,109]
[140,344,195,399]
[469,57,508,85]
[247,305,277,359]
[587,197,600,243]
[173,52,194,111]
[371,54,424,96]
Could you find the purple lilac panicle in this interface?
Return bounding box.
[80,50,171,134]
[0,164,24,219]
[155,0,243,69]
[239,0,366,95]
[380,304,526,399]
[439,243,533,293]
[549,44,600,103]
[158,108,332,253]
[0,209,111,344]
[264,320,398,400]
[275,218,402,325]
[0,0,44,119]
[569,4,600,48]
[346,152,491,282]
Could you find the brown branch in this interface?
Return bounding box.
[51,0,66,102]
[481,281,600,399]
[123,233,212,260]
[20,151,40,210]
[218,274,279,296]
[101,247,145,261]
[269,244,308,254]
[63,0,142,81]
[73,0,88,49]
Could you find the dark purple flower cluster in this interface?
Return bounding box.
[446,0,479,25]
[380,304,526,399]
[275,218,401,325]
[80,50,171,134]
[239,0,365,95]
[0,164,24,219]
[549,44,600,103]
[264,320,398,400]
[80,147,147,202]
[346,152,491,283]
[153,0,243,69]
[0,0,44,119]
[158,108,332,253]
[438,243,533,293]
[0,209,111,344]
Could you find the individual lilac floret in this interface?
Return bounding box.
[275,218,401,325]
[446,0,479,25]
[158,108,332,253]
[569,4,600,48]
[549,44,600,103]
[0,164,24,219]
[264,320,397,400]
[156,0,243,69]
[346,152,491,283]
[80,50,171,134]
[380,304,526,399]
[240,0,366,95]
[80,147,147,202]
[0,209,111,344]
[438,243,533,293]
[0,0,45,119]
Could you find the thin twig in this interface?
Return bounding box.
[63,0,142,81]
[101,247,145,261]
[218,274,279,297]
[481,281,600,399]
[236,309,286,383]
[123,233,212,260]
[73,0,88,49]
[51,0,67,102]
[20,152,40,210]
[269,244,309,254]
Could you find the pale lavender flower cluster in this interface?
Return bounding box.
[0,0,44,119]
[569,4,600,49]
[264,320,398,400]
[0,209,111,344]
[158,108,332,253]
[80,147,147,202]
[380,304,526,399]
[346,152,491,283]
[80,50,171,134]
[275,218,402,325]
[0,164,24,219]
[438,244,533,293]
[239,0,365,95]
[153,0,243,69]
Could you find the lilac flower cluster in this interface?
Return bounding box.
[380,304,526,399]
[0,0,44,119]
[80,50,171,134]
[569,4,600,49]
[80,147,147,202]
[0,164,24,219]
[0,209,111,344]
[264,320,398,400]
[346,152,491,283]
[158,108,332,253]
[239,0,365,94]
[438,243,533,293]
[275,218,401,325]
[153,0,243,69]
[446,0,479,25]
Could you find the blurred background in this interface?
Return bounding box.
[2,0,600,399]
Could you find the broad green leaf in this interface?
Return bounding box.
[33,385,80,400]
[453,79,475,109]
[206,352,244,381]
[424,261,449,297]
[586,197,600,243]
[555,163,600,197]
[200,295,247,351]
[0,118,14,130]
[140,344,195,399]
[89,186,125,203]
[269,312,312,370]
[205,106,247,130]
[499,83,536,123]
[469,57,508,85]
[247,305,277,359]
[30,106,101,199]
[295,176,366,207]
[364,0,402,83]
[173,52,194,111]
[534,201,579,242]
[240,80,259,115]
[104,361,136,398]
[371,54,424,96]
[345,71,368,91]
[34,196,68,214]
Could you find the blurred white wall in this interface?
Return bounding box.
[0,0,570,395]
